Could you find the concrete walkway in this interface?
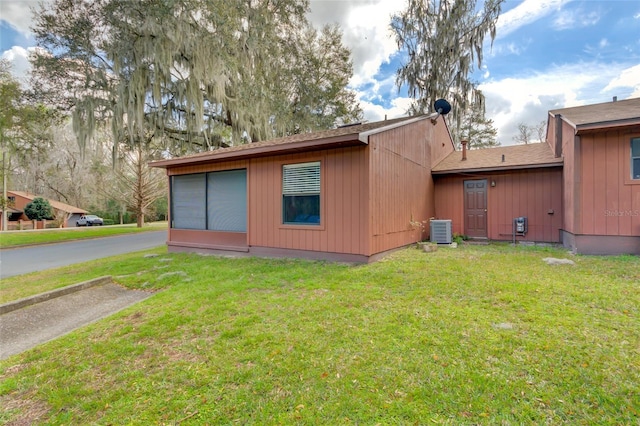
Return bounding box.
[0,278,153,360]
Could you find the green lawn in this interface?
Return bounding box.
[1,244,638,425]
[0,222,167,249]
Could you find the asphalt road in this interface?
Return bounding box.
[0,230,167,279]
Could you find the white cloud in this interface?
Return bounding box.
[308,1,408,123]
[1,46,33,84]
[553,9,600,30]
[603,64,640,98]
[479,62,629,145]
[496,0,569,38]
[359,95,413,122]
[0,0,47,35]
[309,0,403,88]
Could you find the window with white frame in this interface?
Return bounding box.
[282,161,320,225]
[632,137,640,179]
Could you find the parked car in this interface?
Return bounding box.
[76,215,104,226]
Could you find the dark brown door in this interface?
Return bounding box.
[464,180,487,238]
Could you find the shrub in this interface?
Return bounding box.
[24,197,55,220]
[452,233,468,244]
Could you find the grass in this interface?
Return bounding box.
[0,243,638,424]
[0,221,167,249]
[0,246,167,302]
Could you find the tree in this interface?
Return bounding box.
[24,197,55,220]
[0,59,22,220]
[452,89,499,149]
[282,24,362,134]
[513,123,532,144]
[30,0,362,157]
[513,121,546,145]
[391,0,503,127]
[534,120,547,143]
[0,59,22,148]
[103,137,168,227]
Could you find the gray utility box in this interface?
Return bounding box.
[430,219,452,244]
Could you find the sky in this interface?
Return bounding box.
[2,0,640,145]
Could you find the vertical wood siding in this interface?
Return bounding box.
[434,168,563,242]
[559,120,578,234]
[431,119,456,168]
[368,120,440,253]
[248,148,369,255]
[433,177,464,235]
[163,117,453,258]
[167,160,249,176]
[578,130,640,237]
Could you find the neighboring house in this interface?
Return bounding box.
[432,97,640,255]
[0,191,88,230]
[152,97,639,260]
[547,97,640,255]
[151,115,454,262]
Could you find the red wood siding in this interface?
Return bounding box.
[368,119,443,253]
[248,148,369,255]
[162,117,453,259]
[168,229,247,251]
[434,168,563,242]
[578,130,640,237]
[434,177,464,235]
[431,118,455,167]
[559,120,578,234]
[167,160,249,176]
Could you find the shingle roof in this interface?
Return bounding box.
[0,206,22,214]
[549,97,640,130]
[432,142,563,174]
[151,115,431,168]
[8,191,88,214]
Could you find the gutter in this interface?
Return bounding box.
[431,161,564,175]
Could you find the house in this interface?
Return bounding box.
[547,97,640,255]
[0,191,88,230]
[150,115,454,262]
[152,97,639,260]
[432,97,640,255]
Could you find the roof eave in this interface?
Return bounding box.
[575,118,640,133]
[151,133,365,168]
[432,161,564,175]
[357,115,433,142]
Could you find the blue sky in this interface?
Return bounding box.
[2,0,640,144]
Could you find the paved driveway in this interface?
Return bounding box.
[0,230,167,279]
[0,282,153,360]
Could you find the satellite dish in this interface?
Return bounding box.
[431,98,451,124]
[434,99,451,115]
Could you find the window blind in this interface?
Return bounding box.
[171,174,206,229]
[207,169,247,232]
[283,161,320,194]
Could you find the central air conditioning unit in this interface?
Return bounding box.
[430,219,452,244]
